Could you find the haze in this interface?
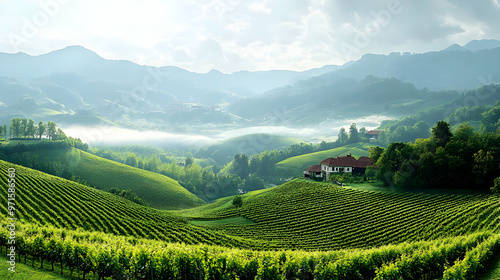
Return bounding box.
[2,0,500,73]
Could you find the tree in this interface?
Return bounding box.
[20,118,28,138]
[232,195,243,208]
[46,121,57,140]
[233,154,249,180]
[2,124,6,139]
[431,121,452,147]
[492,177,500,195]
[369,146,385,164]
[38,121,46,139]
[348,123,360,143]
[473,149,497,186]
[125,153,138,167]
[54,128,67,140]
[337,127,348,144]
[242,175,265,192]
[359,127,367,141]
[257,153,271,177]
[184,157,194,167]
[249,156,259,174]
[27,119,35,138]
[10,118,21,138]
[145,154,161,172]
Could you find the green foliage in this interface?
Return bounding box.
[348,123,360,143]
[1,221,498,280]
[109,188,149,206]
[337,127,348,145]
[195,179,500,250]
[232,154,249,180]
[376,121,500,191]
[242,175,265,192]
[0,160,253,248]
[432,120,453,147]
[232,195,243,208]
[492,177,500,195]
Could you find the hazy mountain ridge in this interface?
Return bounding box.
[1,40,499,131]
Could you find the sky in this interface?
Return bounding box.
[1,0,500,73]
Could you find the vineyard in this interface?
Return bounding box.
[186,179,500,250]
[0,160,263,249]
[6,147,204,209]
[1,159,500,278]
[0,222,498,279]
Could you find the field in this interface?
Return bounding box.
[1,159,500,278]
[182,179,500,250]
[7,147,204,209]
[1,221,498,279]
[0,160,258,248]
[275,143,376,178]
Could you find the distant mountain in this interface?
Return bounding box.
[1,40,499,130]
[316,41,500,91]
[227,76,460,126]
[0,45,337,97]
[443,39,500,52]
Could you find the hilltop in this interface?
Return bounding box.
[274,143,375,178]
[0,142,204,209]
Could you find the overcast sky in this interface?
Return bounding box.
[1,0,500,73]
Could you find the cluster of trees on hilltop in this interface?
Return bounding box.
[372,121,500,192]
[2,118,65,140]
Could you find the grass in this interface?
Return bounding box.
[72,149,204,209]
[189,216,254,227]
[275,142,376,178]
[11,147,204,209]
[0,253,70,280]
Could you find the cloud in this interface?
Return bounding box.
[62,125,215,146]
[1,0,499,72]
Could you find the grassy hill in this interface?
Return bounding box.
[275,142,376,178]
[184,179,500,251]
[0,159,258,248]
[1,163,500,279]
[3,145,204,210]
[69,149,204,209]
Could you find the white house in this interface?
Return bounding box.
[305,154,376,180]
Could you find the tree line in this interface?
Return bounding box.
[372,121,500,192]
[1,118,65,140]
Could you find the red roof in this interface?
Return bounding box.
[320,154,375,168]
[365,130,380,135]
[306,165,322,172]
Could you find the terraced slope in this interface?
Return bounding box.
[1,222,498,279]
[5,147,204,209]
[187,179,500,251]
[275,143,376,178]
[0,160,263,248]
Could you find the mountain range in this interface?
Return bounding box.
[0,39,499,132]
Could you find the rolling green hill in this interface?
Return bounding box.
[4,146,204,210]
[0,159,258,248]
[1,161,500,279]
[184,179,500,251]
[275,143,376,178]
